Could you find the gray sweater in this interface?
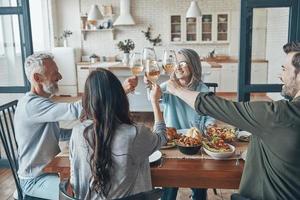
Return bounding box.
[14,92,82,179]
[70,120,167,200]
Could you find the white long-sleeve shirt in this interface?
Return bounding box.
[70,120,167,200]
[14,92,82,179]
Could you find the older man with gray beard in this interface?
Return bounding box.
[14,53,138,199]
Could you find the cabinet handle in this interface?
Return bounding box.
[80,67,89,70]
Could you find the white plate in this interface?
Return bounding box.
[203,144,235,160]
[149,150,162,163]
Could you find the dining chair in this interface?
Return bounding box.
[204,82,218,93]
[59,179,163,200]
[0,100,46,200]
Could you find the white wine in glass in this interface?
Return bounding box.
[146,60,160,83]
[129,52,143,95]
[142,47,159,100]
[162,50,177,75]
[130,52,143,76]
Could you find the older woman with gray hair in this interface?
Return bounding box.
[147,48,214,200]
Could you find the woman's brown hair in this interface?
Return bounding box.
[82,68,133,197]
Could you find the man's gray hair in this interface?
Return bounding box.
[177,48,202,88]
[24,52,54,83]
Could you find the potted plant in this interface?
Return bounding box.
[55,30,73,47]
[117,39,135,65]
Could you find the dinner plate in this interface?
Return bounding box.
[203,144,235,160]
[149,150,162,163]
[160,142,176,149]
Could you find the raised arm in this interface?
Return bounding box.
[166,80,283,137]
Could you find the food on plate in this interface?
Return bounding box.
[202,137,232,153]
[185,127,202,141]
[206,125,236,142]
[177,136,201,147]
[166,127,180,141]
[176,127,202,147]
[161,127,180,149]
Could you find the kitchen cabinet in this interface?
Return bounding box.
[220,64,238,92]
[200,13,230,43]
[202,68,221,92]
[218,62,268,92]
[76,64,90,93]
[170,15,200,43]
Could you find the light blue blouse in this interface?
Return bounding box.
[160,81,215,132]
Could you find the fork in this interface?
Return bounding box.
[235,150,241,166]
[159,156,165,168]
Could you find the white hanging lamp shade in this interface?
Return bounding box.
[88,5,103,25]
[186,1,202,18]
[113,0,135,26]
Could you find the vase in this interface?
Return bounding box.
[122,53,130,66]
[63,39,68,47]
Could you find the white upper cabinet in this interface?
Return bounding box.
[170,13,229,44]
[200,13,230,43]
[170,15,200,43]
[170,15,183,42]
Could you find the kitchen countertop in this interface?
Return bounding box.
[77,61,222,69]
[202,58,268,63]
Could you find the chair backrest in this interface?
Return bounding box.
[0,100,23,199]
[59,180,79,200]
[114,188,163,200]
[204,82,218,93]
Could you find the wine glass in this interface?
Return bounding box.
[129,52,143,95]
[142,47,160,100]
[162,50,177,75]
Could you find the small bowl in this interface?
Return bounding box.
[176,143,201,155]
[203,144,235,160]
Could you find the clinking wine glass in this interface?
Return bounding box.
[162,50,177,75]
[142,47,160,100]
[129,52,143,95]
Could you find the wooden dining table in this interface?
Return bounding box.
[44,153,244,189]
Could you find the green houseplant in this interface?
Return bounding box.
[117,39,135,53]
[117,39,135,65]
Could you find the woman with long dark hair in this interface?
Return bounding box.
[69,69,166,199]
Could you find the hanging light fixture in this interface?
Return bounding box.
[186,1,202,18]
[114,0,135,26]
[88,5,103,29]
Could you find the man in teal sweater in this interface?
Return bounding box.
[166,42,300,200]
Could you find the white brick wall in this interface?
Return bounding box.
[54,0,242,60]
[265,8,289,100]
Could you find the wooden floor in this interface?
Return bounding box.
[0,92,270,200]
